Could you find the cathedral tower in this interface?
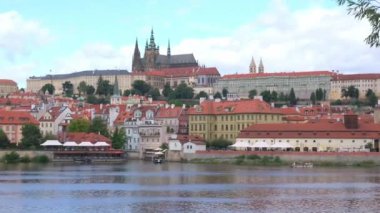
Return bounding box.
[249,57,256,73]
[132,39,144,72]
[258,58,264,73]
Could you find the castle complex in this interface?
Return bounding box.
[132,29,198,72]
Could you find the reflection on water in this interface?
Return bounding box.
[1,161,380,213]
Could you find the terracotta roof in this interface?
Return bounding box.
[0,79,17,86]
[238,119,380,139]
[332,73,380,81]
[0,110,39,125]
[222,71,332,80]
[140,67,220,78]
[114,111,133,125]
[62,132,111,144]
[188,99,281,115]
[156,107,182,118]
[39,106,68,122]
[177,134,205,145]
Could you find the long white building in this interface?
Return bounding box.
[213,71,333,100]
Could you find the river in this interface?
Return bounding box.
[0,161,380,213]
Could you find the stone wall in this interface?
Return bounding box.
[0,150,54,159]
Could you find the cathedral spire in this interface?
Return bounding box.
[249,57,256,73]
[113,75,120,96]
[167,39,171,56]
[258,58,264,73]
[149,28,155,49]
[132,38,143,72]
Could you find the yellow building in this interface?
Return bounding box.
[187,99,284,141]
[0,79,18,97]
[27,70,132,94]
[330,73,380,100]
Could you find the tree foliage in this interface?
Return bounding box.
[162,83,173,97]
[195,91,208,99]
[86,85,95,95]
[68,119,91,132]
[171,83,194,99]
[289,88,297,106]
[342,85,359,99]
[338,0,380,47]
[214,91,222,99]
[222,88,228,98]
[207,138,233,150]
[248,89,257,99]
[132,80,151,96]
[310,92,316,105]
[77,81,87,96]
[89,117,110,137]
[260,90,272,103]
[41,83,55,95]
[147,88,161,100]
[62,81,74,97]
[111,127,126,149]
[96,75,113,96]
[0,129,10,149]
[21,124,43,149]
[366,89,378,107]
[123,89,131,96]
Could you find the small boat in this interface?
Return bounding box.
[153,157,164,164]
[291,162,313,168]
[73,157,92,164]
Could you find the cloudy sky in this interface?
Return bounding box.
[1,0,379,88]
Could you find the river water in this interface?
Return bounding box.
[1,161,380,213]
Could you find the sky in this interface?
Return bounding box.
[1,0,380,88]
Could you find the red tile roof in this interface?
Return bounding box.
[222,71,333,80]
[177,134,205,145]
[0,79,17,86]
[332,73,380,81]
[0,110,39,125]
[139,67,220,78]
[62,132,111,144]
[156,107,182,118]
[188,99,281,115]
[238,119,380,139]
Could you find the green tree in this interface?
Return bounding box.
[0,129,10,149]
[77,81,87,96]
[248,89,257,99]
[162,83,173,97]
[368,93,378,107]
[208,138,233,150]
[68,119,91,132]
[347,85,359,99]
[316,88,324,101]
[278,92,288,101]
[195,91,208,99]
[271,91,278,102]
[147,88,160,100]
[338,0,380,47]
[366,89,375,98]
[41,83,55,95]
[89,117,109,137]
[111,127,126,149]
[310,92,316,105]
[96,76,113,96]
[123,89,131,96]
[62,81,74,97]
[289,88,297,106]
[222,88,228,98]
[21,124,43,149]
[173,83,194,99]
[260,90,272,103]
[86,85,95,95]
[214,91,222,99]
[132,80,151,95]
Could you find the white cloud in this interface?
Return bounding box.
[0,11,52,61]
[53,43,133,73]
[173,5,380,75]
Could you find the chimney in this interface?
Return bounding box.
[344,114,358,129]
[182,104,186,109]
[199,97,206,104]
[171,104,175,109]
[148,96,152,103]
[100,104,103,110]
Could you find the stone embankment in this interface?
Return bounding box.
[171,150,380,165]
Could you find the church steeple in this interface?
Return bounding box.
[132,38,143,72]
[258,58,264,73]
[167,40,171,56]
[149,28,156,49]
[113,75,120,96]
[249,57,256,73]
